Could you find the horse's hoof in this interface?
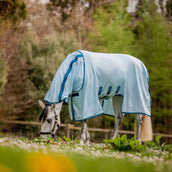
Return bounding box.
[80,140,84,145]
[86,140,90,146]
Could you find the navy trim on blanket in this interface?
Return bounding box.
[72,111,150,121]
[122,112,151,117]
[98,86,103,95]
[72,113,104,121]
[99,86,113,99]
[115,86,120,94]
[72,112,117,121]
[58,52,84,101]
[107,86,112,94]
[101,99,104,107]
[71,96,76,120]
[44,97,68,104]
[72,93,79,97]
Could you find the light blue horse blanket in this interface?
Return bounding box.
[44,50,151,121]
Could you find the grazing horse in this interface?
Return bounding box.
[38,50,153,144]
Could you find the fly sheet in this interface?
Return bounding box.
[44,50,151,121]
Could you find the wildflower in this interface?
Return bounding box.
[26,152,77,172]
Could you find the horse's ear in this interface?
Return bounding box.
[38,100,45,109]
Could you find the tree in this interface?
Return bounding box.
[18,31,79,120]
[134,1,172,133]
[88,0,135,54]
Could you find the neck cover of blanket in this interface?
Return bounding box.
[44,50,151,121]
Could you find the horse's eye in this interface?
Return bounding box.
[47,119,52,123]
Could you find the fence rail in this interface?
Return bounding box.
[0,120,172,139]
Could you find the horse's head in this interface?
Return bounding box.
[38,100,62,139]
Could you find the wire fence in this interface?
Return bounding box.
[0,120,172,143]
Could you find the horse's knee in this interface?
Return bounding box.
[116,113,123,125]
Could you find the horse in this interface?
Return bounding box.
[38,50,153,144]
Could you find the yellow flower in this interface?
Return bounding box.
[0,162,12,172]
[26,152,77,172]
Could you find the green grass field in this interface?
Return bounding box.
[0,136,171,172]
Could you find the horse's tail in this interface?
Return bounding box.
[141,115,153,142]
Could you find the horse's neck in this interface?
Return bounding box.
[55,103,63,114]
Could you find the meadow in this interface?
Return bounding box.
[0,136,171,172]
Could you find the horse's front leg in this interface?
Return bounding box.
[112,96,123,139]
[135,114,143,142]
[80,120,90,145]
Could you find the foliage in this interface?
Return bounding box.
[104,135,146,152]
[145,135,172,153]
[104,134,172,157]
[19,32,79,98]
[88,0,135,54]
[162,144,172,153]
[18,31,79,120]
[134,0,172,119]
[0,0,27,22]
[0,51,8,96]
[63,136,72,142]
[49,0,104,21]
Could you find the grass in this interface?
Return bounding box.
[69,153,159,172]
[0,136,171,172]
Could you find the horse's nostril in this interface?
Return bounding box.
[47,119,52,123]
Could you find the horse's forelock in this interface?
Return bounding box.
[39,106,48,122]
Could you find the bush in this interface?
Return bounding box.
[19,31,79,120]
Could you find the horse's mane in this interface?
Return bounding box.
[38,104,51,122]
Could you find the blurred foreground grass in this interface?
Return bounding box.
[0,137,171,172]
[0,147,166,172]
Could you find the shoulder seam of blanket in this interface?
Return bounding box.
[58,51,85,101]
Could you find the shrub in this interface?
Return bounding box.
[19,31,79,119]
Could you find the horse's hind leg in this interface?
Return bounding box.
[112,96,123,139]
[135,114,143,142]
[85,126,90,145]
[80,120,90,145]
